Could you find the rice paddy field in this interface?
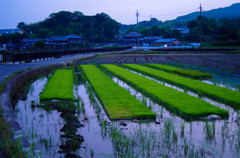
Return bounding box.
[13,54,240,158]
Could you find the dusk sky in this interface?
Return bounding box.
[0,0,239,29]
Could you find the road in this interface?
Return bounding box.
[0,53,95,83]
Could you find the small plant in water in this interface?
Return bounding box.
[181,122,185,137]
[204,120,215,139]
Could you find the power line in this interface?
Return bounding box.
[138,8,198,19]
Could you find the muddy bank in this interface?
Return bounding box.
[0,64,60,149]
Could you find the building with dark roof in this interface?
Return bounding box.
[139,36,163,44]
[45,36,68,49]
[154,38,182,46]
[65,34,83,43]
[20,38,44,49]
[122,31,143,43]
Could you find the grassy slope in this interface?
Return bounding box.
[40,69,73,101]
[145,64,212,79]
[123,64,240,108]
[102,64,228,118]
[80,65,156,119]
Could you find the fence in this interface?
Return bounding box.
[0,47,131,63]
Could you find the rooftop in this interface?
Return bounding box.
[124,31,143,37]
[155,38,177,43]
[65,34,83,39]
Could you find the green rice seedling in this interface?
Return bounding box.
[90,149,94,158]
[172,128,178,143]
[122,64,240,109]
[81,100,85,114]
[40,69,73,101]
[164,119,172,138]
[221,124,225,144]
[148,101,152,110]
[102,64,228,118]
[142,96,147,105]
[145,63,212,79]
[181,122,185,137]
[183,139,189,157]
[76,101,81,115]
[190,122,192,135]
[80,64,156,120]
[160,108,163,118]
[204,120,214,139]
[212,121,216,137]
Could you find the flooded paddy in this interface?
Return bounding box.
[14,65,240,158]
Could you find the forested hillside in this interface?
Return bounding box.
[18,11,119,41]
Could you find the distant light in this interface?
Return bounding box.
[165,45,167,47]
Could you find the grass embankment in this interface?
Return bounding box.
[102,64,228,118]
[80,65,156,120]
[0,71,28,157]
[123,64,240,108]
[40,69,73,101]
[145,64,212,79]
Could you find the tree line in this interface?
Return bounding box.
[126,16,240,46]
[0,10,240,47]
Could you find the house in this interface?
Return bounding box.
[139,36,163,44]
[171,28,189,34]
[45,36,68,49]
[0,29,24,35]
[20,38,44,49]
[154,38,182,46]
[122,31,143,43]
[65,34,83,43]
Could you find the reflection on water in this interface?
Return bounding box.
[14,67,240,158]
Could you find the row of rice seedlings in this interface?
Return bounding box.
[40,69,74,101]
[122,64,240,108]
[102,64,228,119]
[145,63,212,79]
[110,74,240,154]
[81,74,240,157]
[80,64,156,119]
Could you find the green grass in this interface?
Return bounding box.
[80,64,156,120]
[122,64,240,108]
[145,64,212,79]
[102,64,229,118]
[40,69,73,101]
[0,107,27,157]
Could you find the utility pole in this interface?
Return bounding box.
[150,15,153,46]
[199,4,203,49]
[136,10,139,48]
[136,10,139,32]
[91,21,94,48]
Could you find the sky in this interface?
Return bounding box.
[0,0,239,29]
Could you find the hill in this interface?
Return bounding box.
[119,3,240,32]
[175,3,240,23]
